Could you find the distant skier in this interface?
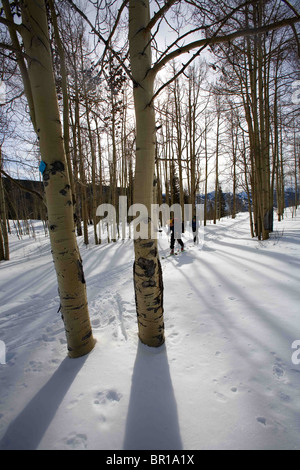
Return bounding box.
[192,215,198,243]
[169,217,184,255]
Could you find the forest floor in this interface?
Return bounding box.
[0,210,300,450]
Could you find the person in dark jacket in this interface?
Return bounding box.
[192,215,198,243]
[169,217,184,254]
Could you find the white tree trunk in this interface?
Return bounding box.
[18,0,95,358]
[129,0,164,347]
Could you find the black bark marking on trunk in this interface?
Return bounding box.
[81,329,92,341]
[158,258,164,301]
[134,270,144,278]
[137,257,155,277]
[42,161,65,182]
[43,172,50,182]
[150,247,157,257]
[153,333,164,344]
[141,241,154,248]
[50,224,57,231]
[146,306,161,314]
[69,303,85,310]
[133,260,138,307]
[50,161,65,174]
[62,293,76,299]
[142,279,156,288]
[59,184,71,196]
[77,259,86,284]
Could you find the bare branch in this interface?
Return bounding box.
[0,17,23,32]
[0,41,32,61]
[291,23,300,57]
[279,0,300,57]
[2,0,37,131]
[145,0,179,32]
[155,0,260,65]
[152,15,300,76]
[280,0,300,18]
[102,0,129,58]
[65,0,135,83]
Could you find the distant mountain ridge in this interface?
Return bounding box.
[2,177,299,220]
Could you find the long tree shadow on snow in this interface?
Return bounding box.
[0,355,88,450]
[123,341,183,450]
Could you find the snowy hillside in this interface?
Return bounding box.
[0,211,300,450]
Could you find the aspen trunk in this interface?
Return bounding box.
[204,115,209,226]
[85,99,99,245]
[214,112,220,224]
[230,117,237,219]
[48,0,75,206]
[70,105,83,236]
[110,77,118,242]
[77,39,89,245]
[0,154,9,261]
[294,128,299,212]
[173,75,185,215]
[0,225,4,261]
[95,118,103,244]
[129,0,164,347]
[278,112,285,220]
[18,0,95,358]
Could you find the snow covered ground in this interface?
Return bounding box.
[0,210,300,450]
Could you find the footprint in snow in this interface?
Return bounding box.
[93,389,122,406]
[256,417,267,426]
[62,432,87,449]
[279,392,291,403]
[273,363,285,379]
[214,391,227,403]
[67,393,84,410]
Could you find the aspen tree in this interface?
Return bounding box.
[172,70,185,216]
[70,106,83,236]
[4,0,95,358]
[127,0,300,344]
[0,147,9,261]
[77,35,89,245]
[293,126,299,213]
[0,225,4,261]
[276,114,285,221]
[48,0,75,207]
[129,0,164,347]
[227,107,239,219]
[203,112,213,226]
[64,0,300,346]
[213,110,220,224]
[83,78,99,245]
[95,117,103,238]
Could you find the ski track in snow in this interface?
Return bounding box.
[0,212,300,450]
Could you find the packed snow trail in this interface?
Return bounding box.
[160,213,300,449]
[0,212,300,449]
